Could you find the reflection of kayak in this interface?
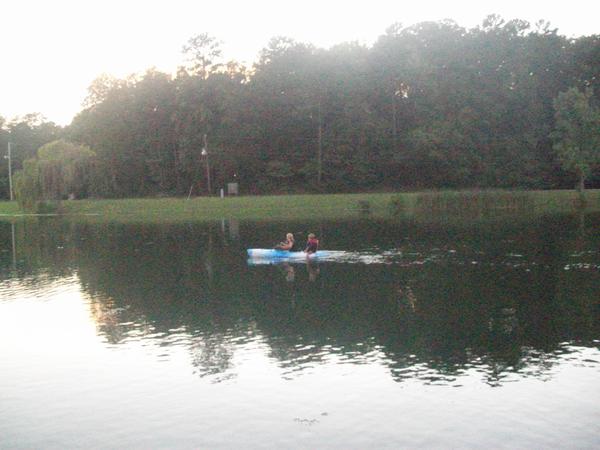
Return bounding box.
[247,249,332,260]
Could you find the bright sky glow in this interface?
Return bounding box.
[1,0,598,126]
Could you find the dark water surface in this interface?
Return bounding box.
[1,214,599,448]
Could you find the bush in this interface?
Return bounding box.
[388,195,405,216]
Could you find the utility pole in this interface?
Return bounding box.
[5,142,14,201]
[317,100,323,186]
[201,134,212,195]
[392,90,398,151]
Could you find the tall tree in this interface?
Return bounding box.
[551,87,600,191]
[59,18,600,196]
[181,33,223,78]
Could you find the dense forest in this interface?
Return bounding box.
[1,15,599,200]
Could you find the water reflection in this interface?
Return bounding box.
[0,214,599,387]
[281,263,295,283]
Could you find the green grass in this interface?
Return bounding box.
[0,201,20,216]
[59,193,401,223]
[0,190,598,224]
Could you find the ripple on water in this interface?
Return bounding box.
[0,275,81,302]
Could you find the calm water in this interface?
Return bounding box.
[1,214,599,448]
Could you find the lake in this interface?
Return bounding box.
[1,213,599,448]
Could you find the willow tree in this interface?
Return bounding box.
[13,159,42,210]
[14,139,96,210]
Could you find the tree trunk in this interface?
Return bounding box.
[577,169,585,193]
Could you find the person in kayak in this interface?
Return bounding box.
[275,233,295,251]
[304,233,319,254]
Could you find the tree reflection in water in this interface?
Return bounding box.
[190,333,237,382]
[0,213,598,385]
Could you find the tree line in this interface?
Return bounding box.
[2,15,599,203]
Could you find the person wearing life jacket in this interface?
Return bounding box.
[275,233,295,251]
[304,233,319,254]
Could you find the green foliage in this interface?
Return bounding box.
[181,33,223,77]
[388,195,407,216]
[58,19,600,197]
[14,139,96,210]
[551,87,600,191]
[0,115,63,200]
[0,201,19,215]
[14,158,42,210]
[266,161,294,179]
[37,140,96,200]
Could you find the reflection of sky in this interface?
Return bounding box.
[1,275,599,447]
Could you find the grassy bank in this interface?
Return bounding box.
[0,190,598,224]
[62,193,401,222]
[0,201,21,216]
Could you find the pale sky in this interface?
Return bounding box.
[1,0,598,126]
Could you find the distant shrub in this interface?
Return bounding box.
[388,195,405,216]
[415,190,534,217]
[357,200,371,216]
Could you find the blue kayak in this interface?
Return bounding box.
[247,249,332,260]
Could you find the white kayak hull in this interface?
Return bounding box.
[246,249,330,259]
